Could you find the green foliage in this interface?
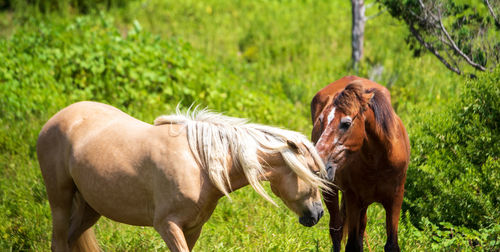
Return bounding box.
[404,66,500,248]
[2,0,127,14]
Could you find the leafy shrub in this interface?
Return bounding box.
[2,0,127,13]
[404,66,500,248]
[0,15,301,126]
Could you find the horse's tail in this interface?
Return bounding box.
[364,230,373,252]
[72,228,100,252]
[71,192,101,252]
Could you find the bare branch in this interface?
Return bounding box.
[484,0,500,27]
[418,0,425,9]
[409,25,462,75]
[443,45,460,68]
[365,10,385,21]
[366,2,376,9]
[438,16,487,71]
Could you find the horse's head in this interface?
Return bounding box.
[313,82,375,180]
[266,139,329,227]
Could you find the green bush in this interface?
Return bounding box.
[0,15,302,126]
[404,66,500,248]
[2,0,127,13]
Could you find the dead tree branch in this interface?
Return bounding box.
[438,15,487,71]
[409,25,462,75]
[484,0,500,27]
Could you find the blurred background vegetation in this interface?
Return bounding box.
[0,0,498,251]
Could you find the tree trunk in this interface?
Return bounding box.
[351,0,365,69]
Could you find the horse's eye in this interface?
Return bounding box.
[340,117,352,130]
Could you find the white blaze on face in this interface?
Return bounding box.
[316,107,336,148]
[327,107,336,125]
[318,113,324,123]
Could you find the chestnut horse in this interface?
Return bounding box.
[311,76,410,252]
[37,101,329,252]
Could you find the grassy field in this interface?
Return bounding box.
[1,0,498,251]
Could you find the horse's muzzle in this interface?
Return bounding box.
[299,201,324,227]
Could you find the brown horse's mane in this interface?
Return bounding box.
[333,82,396,138]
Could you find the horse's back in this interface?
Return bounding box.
[38,101,135,169]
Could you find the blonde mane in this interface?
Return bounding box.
[154,107,328,205]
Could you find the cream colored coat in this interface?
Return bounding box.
[37,101,328,251]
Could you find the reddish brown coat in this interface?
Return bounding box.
[311,76,410,252]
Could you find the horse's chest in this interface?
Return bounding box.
[336,164,374,186]
[336,163,401,201]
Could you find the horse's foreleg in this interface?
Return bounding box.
[154,220,190,252]
[185,226,203,251]
[322,189,342,252]
[382,188,404,252]
[344,193,363,252]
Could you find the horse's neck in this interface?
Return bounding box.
[226,150,278,190]
[362,110,391,164]
[362,110,408,168]
[360,129,387,167]
[257,150,283,177]
[223,156,255,193]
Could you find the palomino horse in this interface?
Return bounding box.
[311,76,410,252]
[37,101,329,252]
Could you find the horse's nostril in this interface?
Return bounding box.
[299,201,324,227]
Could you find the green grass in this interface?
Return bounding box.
[1,0,497,251]
[110,0,461,118]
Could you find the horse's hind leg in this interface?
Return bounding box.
[41,167,76,252]
[68,191,101,250]
[38,126,76,251]
[382,188,404,252]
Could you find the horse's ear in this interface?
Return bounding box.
[361,90,375,107]
[287,140,300,153]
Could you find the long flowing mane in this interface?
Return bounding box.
[333,82,396,139]
[154,108,327,204]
